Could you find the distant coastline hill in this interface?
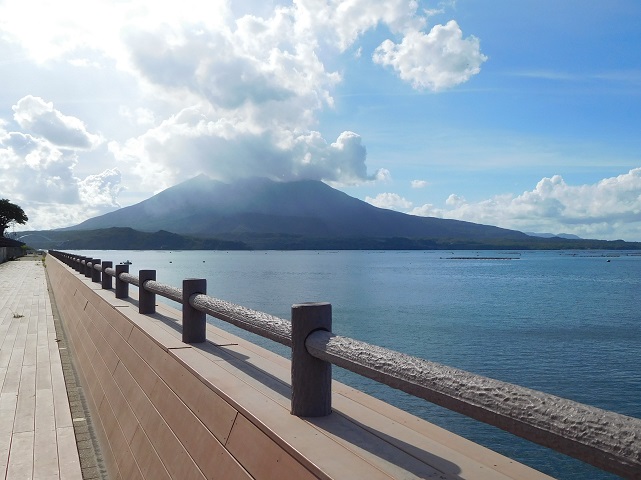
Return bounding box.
[25,174,637,250]
[525,232,582,240]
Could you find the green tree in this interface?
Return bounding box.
[0,199,28,237]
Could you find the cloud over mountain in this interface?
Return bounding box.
[0,0,493,231]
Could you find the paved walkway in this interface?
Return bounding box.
[0,257,82,480]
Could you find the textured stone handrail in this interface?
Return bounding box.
[191,294,292,347]
[119,272,139,287]
[144,280,183,304]
[306,330,641,479]
[47,250,641,479]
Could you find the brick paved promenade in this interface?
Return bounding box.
[0,257,82,480]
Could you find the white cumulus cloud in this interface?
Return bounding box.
[0,98,122,230]
[410,169,641,241]
[294,0,425,50]
[373,20,487,91]
[12,96,103,150]
[78,168,123,208]
[1,0,484,189]
[0,1,489,230]
[366,192,413,210]
[110,105,383,190]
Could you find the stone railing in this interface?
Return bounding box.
[48,250,641,479]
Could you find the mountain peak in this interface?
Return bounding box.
[190,172,212,182]
[66,175,530,242]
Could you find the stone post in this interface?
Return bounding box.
[91,258,101,283]
[182,279,207,343]
[75,256,84,273]
[101,261,113,289]
[139,270,156,314]
[291,302,332,417]
[115,264,129,299]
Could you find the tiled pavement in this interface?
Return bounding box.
[0,257,85,480]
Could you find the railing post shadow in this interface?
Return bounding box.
[183,279,206,343]
[115,264,129,299]
[291,302,332,417]
[139,270,156,314]
[101,261,113,289]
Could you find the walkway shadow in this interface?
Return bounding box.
[307,410,462,479]
[193,339,291,399]
[130,302,290,397]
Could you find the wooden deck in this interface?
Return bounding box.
[0,257,82,480]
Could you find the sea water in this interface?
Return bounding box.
[71,249,641,479]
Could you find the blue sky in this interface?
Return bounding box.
[1,1,640,240]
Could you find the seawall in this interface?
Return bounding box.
[46,254,553,479]
[0,246,24,263]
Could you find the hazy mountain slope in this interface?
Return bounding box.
[66,175,531,240]
[525,232,582,239]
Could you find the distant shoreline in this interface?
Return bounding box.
[15,226,641,251]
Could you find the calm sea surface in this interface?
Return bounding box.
[72,249,641,479]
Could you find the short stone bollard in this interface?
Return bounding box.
[115,264,129,299]
[139,270,156,314]
[91,259,101,283]
[291,302,332,417]
[76,256,85,273]
[182,279,207,343]
[101,261,113,289]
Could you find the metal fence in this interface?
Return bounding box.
[48,250,641,479]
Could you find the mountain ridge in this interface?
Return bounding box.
[66,174,532,241]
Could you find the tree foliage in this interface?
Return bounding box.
[0,199,28,237]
